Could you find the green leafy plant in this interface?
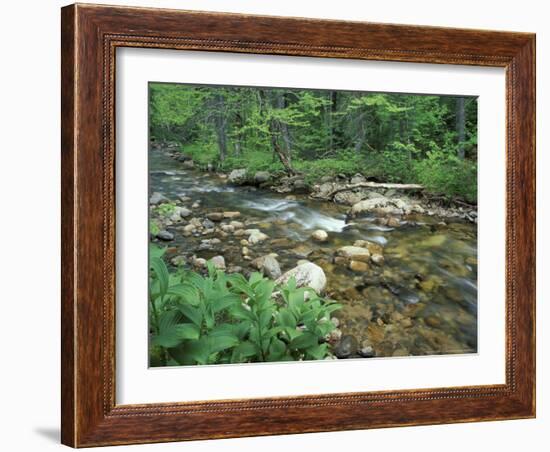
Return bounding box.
[148,245,341,366]
[155,202,177,216]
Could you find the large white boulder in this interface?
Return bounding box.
[275,262,327,295]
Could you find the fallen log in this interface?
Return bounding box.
[311,181,424,199]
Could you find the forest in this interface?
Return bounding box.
[149,83,478,202]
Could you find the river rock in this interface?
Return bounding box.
[246,229,269,245]
[201,218,214,229]
[399,289,420,304]
[221,224,235,233]
[350,173,366,184]
[228,168,247,184]
[336,246,371,262]
[334,191,365,205]
[291,244,313,258]
[292,178,308,192]
[254,171,271,184]
[206,212,224,222]
[275,262,327,294]
[358,345,375,358]
[387,217,401,228]
[223,211,241,219]
[370,254,385,266]
[251,255,282,279]
[353,240,383,255]
[149,192,169,205]
[334,335,358,359]
[210,255,226,270]
[327,328,342,344]
[177,206,192,218]
[349,260,369,272]
[349,197,389,217]
[183,224,196,234]
[156,230,174,241]
[182,160,194,169]
[192,257,207,268]
[311,229,329,242]
[230,220,245,229]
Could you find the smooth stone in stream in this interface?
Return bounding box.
[247,229,269,245]
[228,168,247,184]
[349,197,389,217]
[291,244,313,258]
[202,219,215,229]
[275,262,327,295]
[370,254,385,266]
[387,217,401,228]
[156,230,174,241]
[251,255,282,279]
[399,289,420,304]
[230,220,244,229]
[358,345,375,358]
[349,260,369,273]
[254,171,271,184]
[223,211,241,219]
[311,229,329,242]
[210,255,226,270]
[149,192,169,205]
[206,212,224,222]
[177,207,192,218]
[334,335,358,359]
[336,246,371,262]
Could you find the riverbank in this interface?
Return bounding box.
[149,146,478,359]
[158,143,477,224]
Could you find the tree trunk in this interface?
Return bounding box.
[213,94,227,162]
[275,92,292,163]
[456,97,466,159]
[269,91,294,173]
[269,120,294,174]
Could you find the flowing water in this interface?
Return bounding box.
[150,150,478,358]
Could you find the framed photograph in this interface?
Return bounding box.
[61,3,536,447]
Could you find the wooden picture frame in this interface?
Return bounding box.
[61,3,536,447]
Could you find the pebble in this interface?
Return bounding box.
[349,260,369,272]
[358,345,375,358]
[210,255,226,270]
[156,230,174,241]
[311,229,329,242]
[334,335,358,359]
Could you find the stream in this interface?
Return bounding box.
[150,150,478,358]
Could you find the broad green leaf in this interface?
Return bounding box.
[149,244,166,259]
[289,332,319,350]
[211,293,241,314]
[149,256,169,297]
[207,334,239,354]
[306,343,328,360]
[229,304,255,322]
[231,341,259,363]
[277,308,296,329]
[174,323,200,340]
[177,304,203,327]
[185,338,210,365]
[169,284,200,306]
[267,337,286,361]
